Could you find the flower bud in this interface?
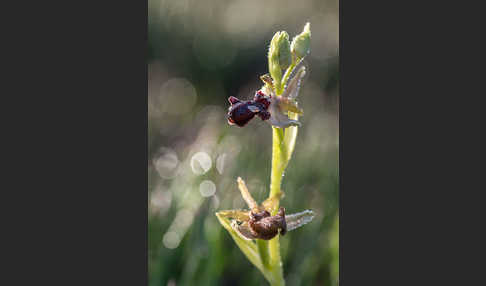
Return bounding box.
[277,32,291,70]
[268,31,285,88]
[291,22,311,59]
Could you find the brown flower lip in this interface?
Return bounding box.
[217,177,314,241]
[247,207,287,240]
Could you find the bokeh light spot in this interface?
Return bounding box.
[190,152,212,175]
[159,78,197,115]
[199,180,216,197]
[174,209,194,229]
[153,148,179,179]
[163,231,181,249]
[150,188,172,216]
[210,195,220,210]
[216,153,226,174]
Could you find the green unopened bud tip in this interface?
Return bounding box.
[291,22,311,60]
[268,31,284,88]
[277,31,291,71]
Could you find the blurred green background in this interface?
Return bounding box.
[148,0,339,285]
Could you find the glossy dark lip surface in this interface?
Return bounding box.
[227,90,273,128]
[227,101,256,127]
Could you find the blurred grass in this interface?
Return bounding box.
[148,0,338,285]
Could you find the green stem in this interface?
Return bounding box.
[270,128,287,200]
[265,128,287,286]
[264,58,303,285]
[268,234,284,286]
[257,239,270,268]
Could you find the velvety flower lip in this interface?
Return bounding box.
[226,64,305,129]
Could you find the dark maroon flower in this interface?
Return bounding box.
[227,66,306,128]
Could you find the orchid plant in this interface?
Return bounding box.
[216,23,314,286]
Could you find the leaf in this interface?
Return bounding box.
[216,209,250,222]
[215,212,264,272]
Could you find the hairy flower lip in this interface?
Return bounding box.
[226,63,306,129]
[220,207,315,241]
[216,177,314,241]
